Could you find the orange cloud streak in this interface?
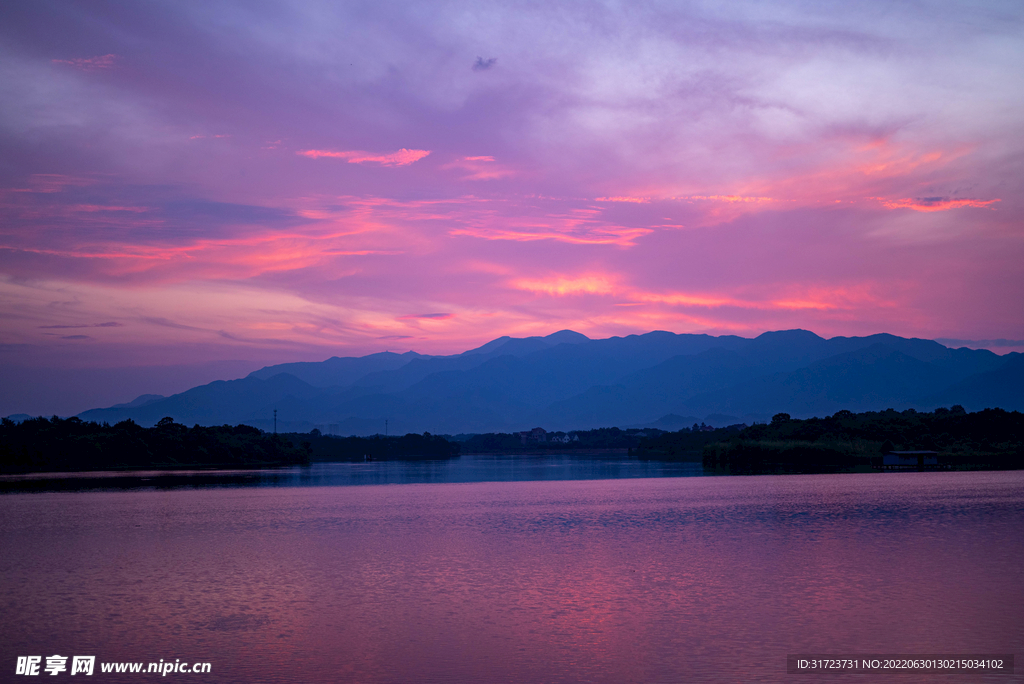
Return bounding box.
[595,196,650,203]
[512,275,617,296]
[508,276,897,316]
[398,313,454,320]
[450,225,652,247]
[876,197,1000,212]
[634,291,742,307]
[678,195,775,203]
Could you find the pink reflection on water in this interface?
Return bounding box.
[1,472,1022,682]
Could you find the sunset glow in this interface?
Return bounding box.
[1,1,1022,414]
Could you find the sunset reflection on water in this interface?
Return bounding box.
[2,471,1022,682]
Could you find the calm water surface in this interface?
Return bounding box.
[1,464,1022,683]
[0,453,703,491]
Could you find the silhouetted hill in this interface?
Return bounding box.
[79,373,320,426]
[343,330,590,395]
[674,345,956,417]
[72,329,1019,434]
[461,329,590,357]
[924,353,1024,411]
[247,351,421,387]
[543,347,753,427]
[108,394,165,409]
[536,333,1007,428]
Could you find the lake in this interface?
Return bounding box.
[1,459,1021,682]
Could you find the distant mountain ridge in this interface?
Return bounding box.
[75,329,1022,434]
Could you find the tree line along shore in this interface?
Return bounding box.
[0,416,464,473]
[635,406,1024,473]
[1,407,1021,474]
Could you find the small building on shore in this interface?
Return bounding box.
[519,427,547,445]
[881,450,940,470]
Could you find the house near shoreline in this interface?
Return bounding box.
[882,450,940,470]
[519,427,548,444]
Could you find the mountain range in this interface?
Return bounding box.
[75,329,1023,434]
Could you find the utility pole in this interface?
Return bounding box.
[273,409,277,434]
[385,419,388,437]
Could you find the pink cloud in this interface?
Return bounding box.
[297,148,430,166]
[443,202,655,247]
[70,205,149,213]
[442,156,515,180]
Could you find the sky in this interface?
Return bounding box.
[1,0,1023,415]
